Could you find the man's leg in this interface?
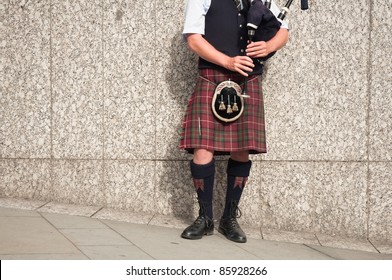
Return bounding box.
[219,151,251,243]
[181,149,215,240]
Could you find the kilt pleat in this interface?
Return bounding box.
[179,68,267,155]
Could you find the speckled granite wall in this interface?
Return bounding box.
[0,1,391,244]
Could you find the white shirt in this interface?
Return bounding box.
[183,0,289,35]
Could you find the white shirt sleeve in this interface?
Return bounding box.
[182,0,211,35]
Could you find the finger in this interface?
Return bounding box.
[236,69,249,77]
[237,63,254,74]
[232,63,251,76]
[238,65,254,73]
[246,42,267,54]
[247,48,267,58]
[246,47,261,56]
[247,41,266,48]
[247,41,263,48]
[241,62,255,70]
[237,56,253,64]
[238,57,255,67]
[234,64,252,74]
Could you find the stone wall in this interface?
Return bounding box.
[1,0,391,244]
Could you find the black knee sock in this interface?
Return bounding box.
[190,159,215,220]
[222,158,252,218]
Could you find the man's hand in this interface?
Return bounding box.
[187,34,254,76]
[246,41,273,59]
[225,56,255,76]
[246,28,289,59]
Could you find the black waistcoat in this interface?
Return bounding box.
[199,0,263,75]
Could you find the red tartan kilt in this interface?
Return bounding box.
[179,68,267,155]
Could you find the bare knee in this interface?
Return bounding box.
[193,149,214,165]
[230,151,249,162]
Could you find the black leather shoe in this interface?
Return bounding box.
[181,215,214,240]
[218,217,247,243]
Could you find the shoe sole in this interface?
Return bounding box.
[218,227,247,243]
[181,230,214,240]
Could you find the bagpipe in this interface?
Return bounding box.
[247,0,309,61]
[212,0,309,123]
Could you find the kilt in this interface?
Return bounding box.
[179,68,267,155]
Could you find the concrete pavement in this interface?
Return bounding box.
[0,198,391,260]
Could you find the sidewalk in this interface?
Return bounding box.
[0,198,391,260]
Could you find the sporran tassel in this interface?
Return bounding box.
[232,95,239,112]
[226,95,233,114]
[219,95,226,110]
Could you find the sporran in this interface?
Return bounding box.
[211,80,244,123]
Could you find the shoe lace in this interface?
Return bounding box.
[194,199,212,224]
[193,215,205,225]
[224,200,242,229]
[229,200,242,219]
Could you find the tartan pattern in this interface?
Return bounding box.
[234,176,248,189]
[193,178,204,191]
[179,69,267,155]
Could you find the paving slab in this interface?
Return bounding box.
[41,212,108,229]
[102,220,259,260]
[0,216,79,255]
[0,206,41,217]
[316,233,378,253]
[59,228,133,246]
[308,245,392,260]
[233,225,262,239]
[148,214,190,229]
[370,241,392,254]
[1,202,391,260]
[78,245,154,260]
[231,238,333,260]
[93,207,153,224]
[262,228,320,246]
[38,202,102,217]
[0,253,88,260]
